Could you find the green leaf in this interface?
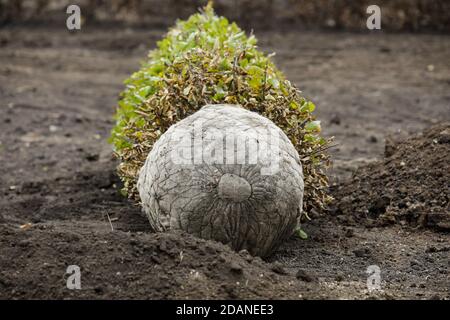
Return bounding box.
[302,101,315,113]
[305,121,321,132]
[290,101,299,110]
[296,228,308,240]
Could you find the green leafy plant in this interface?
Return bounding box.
[110,3,332,217]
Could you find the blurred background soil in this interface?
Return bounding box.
[1,0,449,32]
[0,0,449,299]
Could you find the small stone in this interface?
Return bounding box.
[426,246,437,253]
[369,196,391,217]
[158,241,167,252]
[49,125,59,133]
[151,255,161,264]
[270,262,287,275]
[238,249,250,256]
[295,269,316,282]
[94,287,104,294]
[18,239,31,247]
[344,228,354,238]
[410,259,420,266]
[329,114,341,125]
[230,262,243,274]
[335,274,344,282]
[85,153,99,162]
[222,283,238,299]
[353,248,370,258]
[437,129,450,144]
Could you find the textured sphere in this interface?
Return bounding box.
[137,104,304,257]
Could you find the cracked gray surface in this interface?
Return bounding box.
[138,104,304,257]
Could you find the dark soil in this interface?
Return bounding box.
[0,26,449,299]
[331,123,450,231]
[0,225,305,299]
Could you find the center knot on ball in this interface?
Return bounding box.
[217,173,252,202]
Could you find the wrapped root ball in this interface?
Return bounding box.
[138,104,304,257]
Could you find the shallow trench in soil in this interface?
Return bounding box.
[0,27,449,299]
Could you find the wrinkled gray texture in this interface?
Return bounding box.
[138,104,304,257]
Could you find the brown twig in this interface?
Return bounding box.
[105,212,114,232]
[302,143,339,160]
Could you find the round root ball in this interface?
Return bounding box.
[137,104,304,257]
